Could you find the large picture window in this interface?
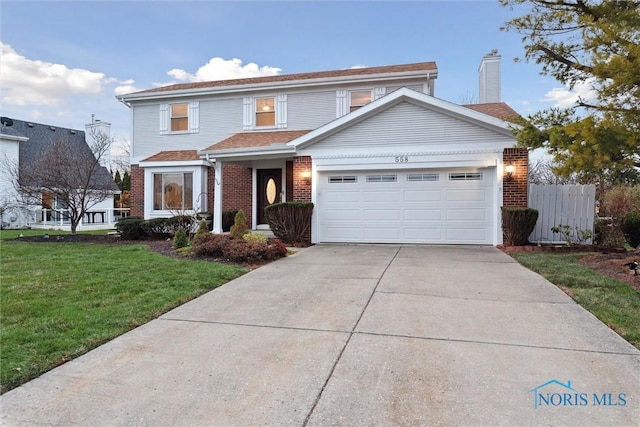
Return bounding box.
[153,172,193,210]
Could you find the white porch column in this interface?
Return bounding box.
[213,160,223,234]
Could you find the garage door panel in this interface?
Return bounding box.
[404,209,443,221]
[446,189,489,202]
[402,227,443,241]
[403,189,443,203]
[324,190,362,203]
[446,208,487,221]
[322,227,362,240]
[318,169,494,244]
[323,208,361,221]
[363,190,400,202]
[363,209,401,221]
[364,227,401,240]
[446,227,489,242]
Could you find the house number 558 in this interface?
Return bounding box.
[395,156,409,163]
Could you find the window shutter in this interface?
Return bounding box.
[188,101,199,133]
[373,87,386,100]
[159,104,168,134]
[336,90,347,118]
[276,94,287,128]
[243,97,253,130]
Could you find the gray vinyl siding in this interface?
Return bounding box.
[302,101,514,153]
[287,91,336,130]
[386,84,425,94]
[132,98,242,161]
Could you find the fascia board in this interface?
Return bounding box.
[139,160,210,168]
[0,134,29,143]
[199,145,295,158]
[117,70,438,102]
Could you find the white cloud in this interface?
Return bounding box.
[167,57,282,83]
[542,78,597,108]
[0,42,105,107]
[114,79,140,96]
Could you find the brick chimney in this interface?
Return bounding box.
[479,49,501,103]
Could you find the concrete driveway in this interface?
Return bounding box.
[2,245,639,426]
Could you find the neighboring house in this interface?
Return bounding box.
[0,118,120,230]
[118,51,527,245]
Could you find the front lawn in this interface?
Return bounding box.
[0,231,246,393]
[510,252,640,349]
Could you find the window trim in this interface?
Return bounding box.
[366,174,397,183]
[152,172,194,211]
[407,173,439,182]
[170,103,189,133]
[255,96,276,128]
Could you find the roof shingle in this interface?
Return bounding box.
[463,103,520,121]
[129,62,438,96]
[203,130,312,152]
[141,150,201,162]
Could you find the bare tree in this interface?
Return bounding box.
[528,156,581,185]
[3,128,117,233]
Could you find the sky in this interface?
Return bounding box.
[0,0,591,155]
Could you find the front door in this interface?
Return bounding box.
[257,169,282,224]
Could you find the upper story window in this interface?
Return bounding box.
[160,102,199,134]
[350,90,372,112]
[170,104,188,132]
[153,172,193,210]
[255,97,276,127]
[243,95,287,130]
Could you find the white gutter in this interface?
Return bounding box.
[118,69,438,102]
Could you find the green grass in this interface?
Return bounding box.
[1,232,246,393]
[510,252,640,349]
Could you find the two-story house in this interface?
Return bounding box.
[118,52,527,245]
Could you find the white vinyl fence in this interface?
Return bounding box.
[528,184,596,244]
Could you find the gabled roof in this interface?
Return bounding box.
[288,87,516,150]
[3,118,119,192]
[141,150,201,162]
[202,130,311,152]
[464,102,520,121]
[119,61,438,100]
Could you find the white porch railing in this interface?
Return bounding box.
[32,208,130,230]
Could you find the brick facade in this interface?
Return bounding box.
[292,156,313,242]
[502,147,529,207]
[130,164,144,218]
[221,163,253,226]
[292,156,312,202]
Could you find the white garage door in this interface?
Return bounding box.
[317,168,495,244]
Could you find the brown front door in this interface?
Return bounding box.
[257,169,282,224]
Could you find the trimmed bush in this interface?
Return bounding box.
[501,207,539,246]
[116,217,145,240]
[192,234,287,263]
[222,210,239,232]
[193,219,210,244]
[193,234,231,258]
[230,210,248,239]
[243,231,268,244]
[173,227,189,249]
[622,212,640,248]
[141,217,171,238]
[264,202,314,244]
